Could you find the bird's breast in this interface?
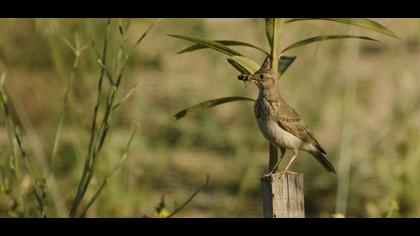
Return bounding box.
[254,99,304,150]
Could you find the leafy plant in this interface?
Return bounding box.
[0,73,47,217]
[0,19,159,218]
[69,19,159,217]
[167,18,396,172]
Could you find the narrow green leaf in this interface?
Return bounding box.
[178,40,269,55]
[286,18,399,39]
[168,34,242,56]
[79,123,138,218]
[227,58,249,74]
[166,96,255,125]
[278,56,296,76]
[133,18,161,48]
[63,38,76,54]
[167,174,210,218]
[227,56,260,74]
[282,35,378,53]
[112,83,137,109]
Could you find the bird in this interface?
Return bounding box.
[238,56,336,176]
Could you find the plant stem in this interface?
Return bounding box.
[270,18,285,73]
[69,19,111,217]
[267,18,285,171]
[50,47,81,170]
[0,77,46,217]
[70,18,158,218]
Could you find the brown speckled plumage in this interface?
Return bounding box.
[241,57,336,174]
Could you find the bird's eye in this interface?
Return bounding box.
[259,74,264,79]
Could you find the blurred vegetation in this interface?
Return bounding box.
[0,18,419,217]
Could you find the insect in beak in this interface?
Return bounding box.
[238,74,255,87]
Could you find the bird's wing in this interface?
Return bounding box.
[273,102,326,154]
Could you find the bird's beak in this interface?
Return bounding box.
[238,74,257,82]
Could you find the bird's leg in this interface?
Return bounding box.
[278,150,298,179]
[268,147,286,175]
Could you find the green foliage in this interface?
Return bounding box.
[0,73,47,217]
[69,19,159,217]
[177,40,268,55]
[0,18,410,218]
[167,18,399,218]
[278,56,296,75]
[282,35,378,53]
[166,97,255,126]
[167,18,396,123]
[168,34,242,56]
[286,18,399,39]
[227,56,260,74]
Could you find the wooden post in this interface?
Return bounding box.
[261,171,305,218]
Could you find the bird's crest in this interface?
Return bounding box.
[255,56,271,74]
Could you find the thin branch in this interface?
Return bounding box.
[79,123,138,217]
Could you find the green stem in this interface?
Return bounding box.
[267,18,285,171]
[69,18,111,218]
[270,18,285,73]
[50,52,80,171]
[0,82,46,217]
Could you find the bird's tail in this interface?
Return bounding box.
[309,150,336,174]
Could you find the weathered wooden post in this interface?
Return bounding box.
[262,144,304,218]
[261,171,305,218]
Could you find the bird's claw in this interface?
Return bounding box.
[264,171,276,178]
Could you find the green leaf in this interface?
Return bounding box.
[286,18,399,39]
[168,34,242,56]
[227,55,295,77]
[227,55,260,74]
[166,96,255,125]
[133,18,161,48]
[227,58,249,74]
[282,35,378,53]
[278,56,296,75]
[178,40,269,55]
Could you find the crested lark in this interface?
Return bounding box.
[239,57,336,175]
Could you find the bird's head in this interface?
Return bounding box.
[238,56,277,91]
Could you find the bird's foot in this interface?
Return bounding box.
[263,170,288,179]
[263,170,277,178]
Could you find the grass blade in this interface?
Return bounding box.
[178,40,269,55]
[286,18,399,39]
[166,96,255,126]
[281,35,378,53]
[168,34,242,56]
[79,123,139,217]
[0,73,47,217]
[167,174,209,218]
[133,19,161,49]
[112,82,137,110]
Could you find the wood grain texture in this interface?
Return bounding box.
[261,171,304,218]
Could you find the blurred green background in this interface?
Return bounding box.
[0,18,419,217]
